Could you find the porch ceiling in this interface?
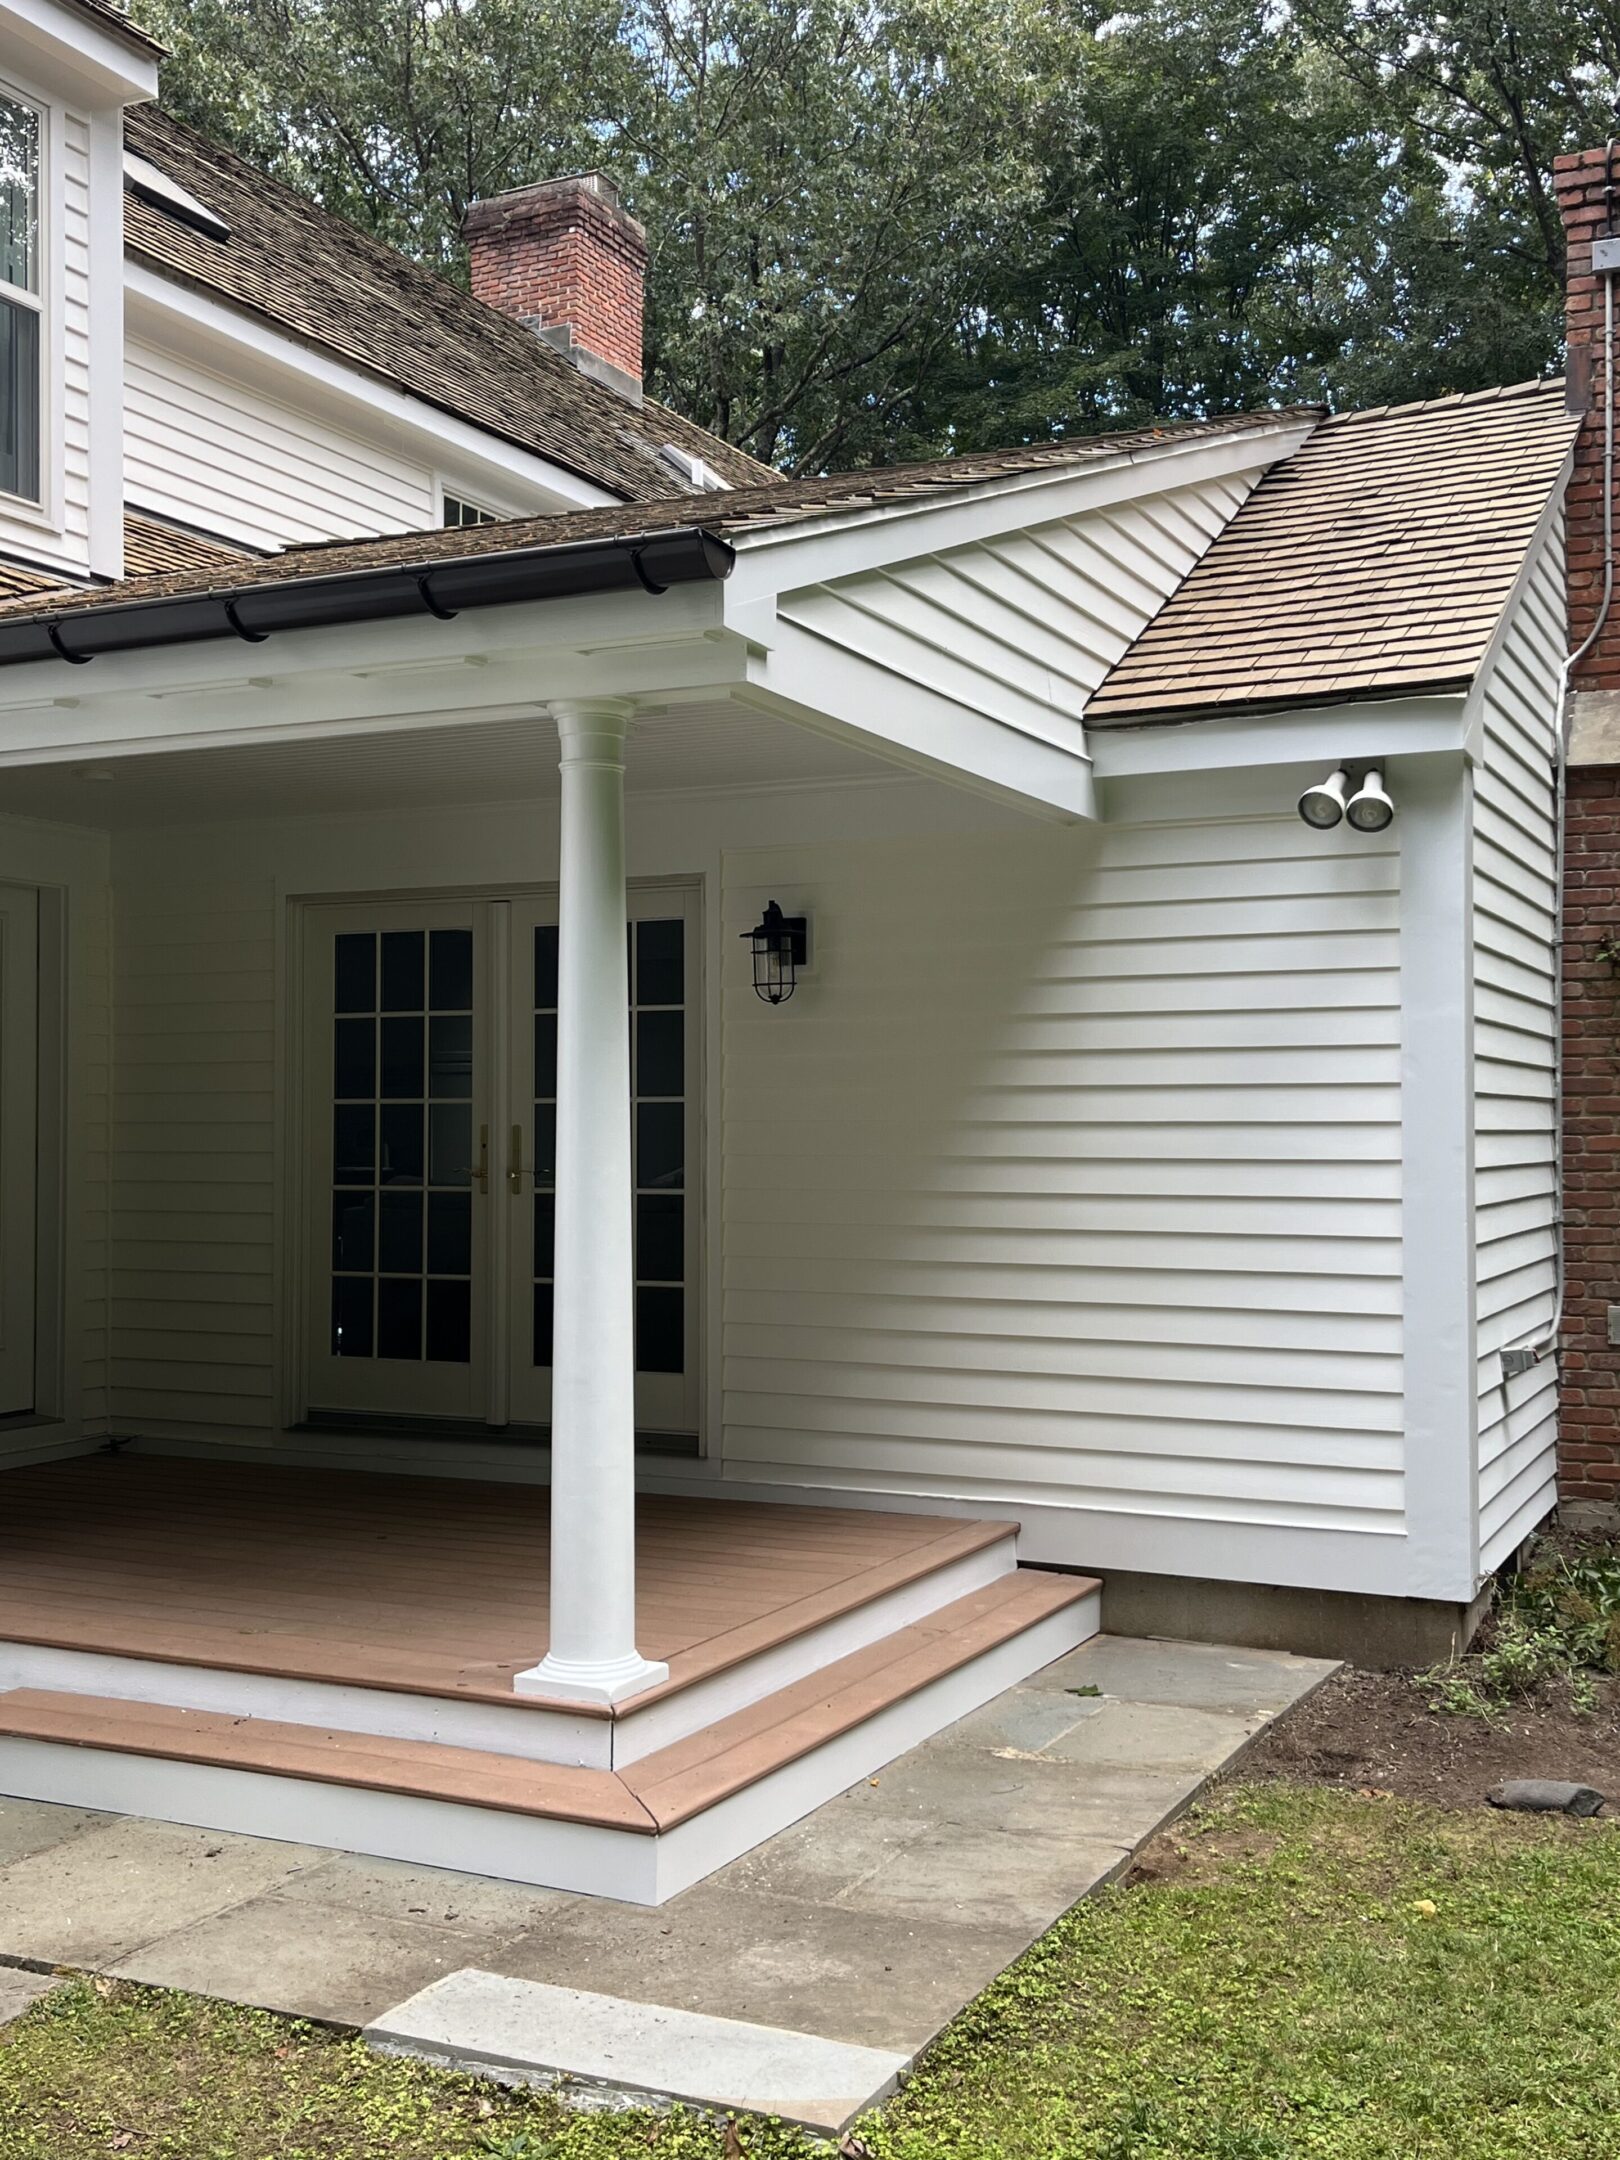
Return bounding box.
[0,695,893,827]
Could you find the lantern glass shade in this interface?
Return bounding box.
[741,901,808,1005]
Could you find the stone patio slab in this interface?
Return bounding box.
[0,1815,324,1968]
[0,1968,60,2026]
[0,1632,1337,2126]
[1034,1635,1332,1714]
[367,1971,911,2136]
[112,1893,515,2027]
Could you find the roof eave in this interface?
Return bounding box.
[0,527,734,669]
[1086,674,1478,730]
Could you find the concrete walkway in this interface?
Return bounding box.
[0,1634,1334,2133]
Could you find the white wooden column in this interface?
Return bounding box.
[515,698,669,1705]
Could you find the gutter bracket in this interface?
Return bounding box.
[626,546,668,596]
[43,623,91,665]
[415,574,459,623]
[222,599,269,645]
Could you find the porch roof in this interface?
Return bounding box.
[0,404,1306,627]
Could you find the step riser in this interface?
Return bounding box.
[0,1589,1101,1903]
[0,1535,1017,1771]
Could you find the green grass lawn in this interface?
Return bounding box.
[4,1785,1620,2159]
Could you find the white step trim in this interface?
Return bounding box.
[0,1585,1099,1903]
[0,1531,1017,1771]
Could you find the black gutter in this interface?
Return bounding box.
[0,527,735,669]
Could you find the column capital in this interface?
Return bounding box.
[550,697,637,757]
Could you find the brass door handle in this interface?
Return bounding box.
[508,1124,525,1195]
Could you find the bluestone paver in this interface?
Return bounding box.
[0,1634,1336,2121]
[368,1971,911,2135]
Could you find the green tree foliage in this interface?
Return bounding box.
[129,0,1618,467]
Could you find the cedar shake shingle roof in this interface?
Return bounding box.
[0,410,1305,626]
[123,511,257,576]
[122,107,773,504]
[66,0,165,57]
[0,513,252,604]
[0,560,63,600]
[1088,378,1580,725]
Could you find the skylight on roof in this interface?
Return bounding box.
[123,150,230,243]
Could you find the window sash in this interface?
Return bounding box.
[0,293,39,503]
[0,91,39,301]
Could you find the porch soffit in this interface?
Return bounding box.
[0,696,898,828]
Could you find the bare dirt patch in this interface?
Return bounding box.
[1241,1663,1620,1809]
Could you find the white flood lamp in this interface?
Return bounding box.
[1297,768,1348,830]
[1346,767,1395,832]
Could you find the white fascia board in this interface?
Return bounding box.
[124,264,622,517]
[0,0,158,103]
[742,615,1096,822]
[1087,694,1470,779]
[721,420,1315,606]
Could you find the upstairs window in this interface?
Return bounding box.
[0,89,40,505]
[443,493,500,528]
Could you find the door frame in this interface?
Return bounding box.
[284,878,706,1448]
[0,878,66,1431]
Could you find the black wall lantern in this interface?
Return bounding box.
[742,901,808,1005]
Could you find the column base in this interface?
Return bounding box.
[512,1651,671,1707]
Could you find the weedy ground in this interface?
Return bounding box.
[5,1783,1620,2159]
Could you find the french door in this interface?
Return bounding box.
[0,884,36,1416]
[302,890,699,1437]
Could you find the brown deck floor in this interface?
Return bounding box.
[0,1455,1007,1710]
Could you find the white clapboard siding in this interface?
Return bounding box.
[124,337,436,551]
[1473,516,1565,1571]
[776,467,1265,748]
[723,815,1404,1556]
[109,882,279,1434]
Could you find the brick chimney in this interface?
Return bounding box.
[1556,146,1620,744]
[464,173,647,406]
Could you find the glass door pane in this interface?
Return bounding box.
[304,901,488,1422]
[507,889,700,1439]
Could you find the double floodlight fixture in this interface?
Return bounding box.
[1297,764,1395,834]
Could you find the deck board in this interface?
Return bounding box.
[0,1455,1012,1709]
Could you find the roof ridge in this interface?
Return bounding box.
[1323,376,1566,427]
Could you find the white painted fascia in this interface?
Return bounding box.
[124,264,623,519]
[0,0,158,105]
[1088,693,1471,779]
[721,418,1315,605]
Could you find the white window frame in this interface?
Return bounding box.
[437,480,517,529]
[0,72,59,534]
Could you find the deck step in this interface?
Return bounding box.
[0,1570,1099,1846]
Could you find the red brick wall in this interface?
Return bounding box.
[1559,770,1620,1500]
[1554,150,1620,1501]
[1554,148,1617,692]
[465,175,647,388]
